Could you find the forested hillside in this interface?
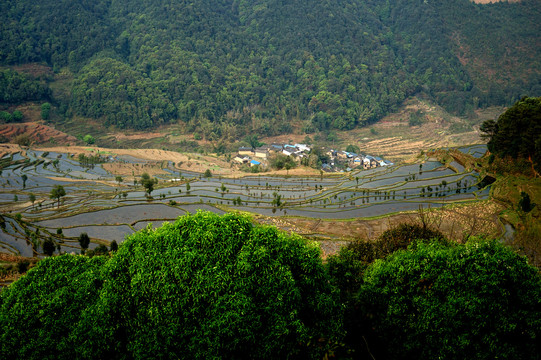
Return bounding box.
[1,0,540,136]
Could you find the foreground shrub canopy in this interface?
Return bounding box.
[0,211,340,360]
[357,238,541,360]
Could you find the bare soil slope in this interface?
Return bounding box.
[0,122,77,145]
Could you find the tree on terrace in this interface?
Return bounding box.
[78,232,90,253]
[50,185,66,208]
[140,173,157,196]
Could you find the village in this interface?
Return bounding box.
[233,143,393,172]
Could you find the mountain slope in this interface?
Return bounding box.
[0,0,540,137]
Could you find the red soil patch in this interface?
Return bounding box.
[0,122,77,145]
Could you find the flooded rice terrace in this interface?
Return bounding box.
[0,145,489,256]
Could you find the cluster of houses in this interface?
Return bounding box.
[233,143,392,172]
[233,143,311,168]
[324,150,393,171]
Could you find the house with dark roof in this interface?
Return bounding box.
[254,146,270,159]
[238,147,254,156]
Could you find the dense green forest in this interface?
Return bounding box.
[1,0,540,136]
[0,69,50,105]
[481,96,541,173]
[1,212,540,359]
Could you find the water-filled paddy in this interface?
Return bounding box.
[37,204,186,228]
[0,147,493,255]
[60,225,134,242]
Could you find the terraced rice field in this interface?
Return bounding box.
[0,145,491,256]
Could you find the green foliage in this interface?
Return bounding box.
[0,69,50,104]
[482,96,541,173]
[42,238,56,256]
[110,240,118,252]
[203,169,212,178]
[91,244,109,257]
[71,58,176,129]
[269,153,296,170]
[0,111,12,123]
[77,153,106,166]
[329,223,447,283]
[83,134,95,145]
[12,110,23,122]
[49,184,66,207]
[78,232,90,250]
[244,135,263,148]
[0,255,107,360]
[408,110,424,127]
[356,239,541,360]
[327,241,374,304]
[345,144,360,154]
[2,0,538,133]
[327,222,447,356]
[0,212,341,359]
[92,211,340,359]
[140,172,157,195]
[519,191,533,212]
[41,102,51,120]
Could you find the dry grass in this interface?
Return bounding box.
[272,199,505,258]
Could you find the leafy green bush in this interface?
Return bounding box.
[408,110,424,127]
[83,134,95,145]
[0,111,12,123]
[82,211,340,359]
[482,96,541,173]
[519,191,533,212]
[269,153,296,170]
[327,223,447,356]
[0,255,107,359]
[328,223,446,295]
[0,212,340,359]
[12,110,23,122]
[41,102,51,120]
[356,238,541,360]
[375,223,446,258]
[42,238,56,256]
